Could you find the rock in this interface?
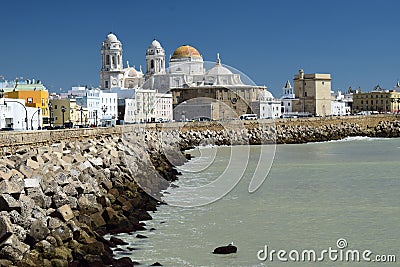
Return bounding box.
[48,217,64,230]
[113,257,135,267]
[0,194,21,212]
[24,177,41,188]
[62,183,78,196]
[78,194,102,214]
[52,224,73,242]
[0,180,23,194]
[135,234,147,239]
[26,187,47,207]
[90,212,106,228]
[150,262,163,266]
[0,214,13,242]
[26,158,40,170]
[29,219,50,242]
[0,234,30,261]
[109,236,128,246]
[54,173,69,186]
[212,244,237,254]
[57,204,74,222]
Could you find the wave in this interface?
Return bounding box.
[328,136,392,143]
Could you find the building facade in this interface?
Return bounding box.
[100,33,144,89]
[352,85,400,113]
[0,98,41,130]
[293,69,332,116]
[2,80,50,125]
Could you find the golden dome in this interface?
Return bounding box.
[171,45,202,59]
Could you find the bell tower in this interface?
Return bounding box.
[100,32,124,89]
[145,39,165,79]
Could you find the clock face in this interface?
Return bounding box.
[112,79,117,85]
[231,98,237,104]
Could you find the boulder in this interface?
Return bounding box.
[26,158,40,170]
[0,234,30,261]
[26,187,47,207]
[0,214,13,242]
[57,204,74,222]
[29,219,50,242]
[212,244,237,254]
[24,177,41,188]
[0,194,21,212]
[0,180,23,194]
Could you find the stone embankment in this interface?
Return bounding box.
[0,115,399,266]
[0,130,186,267]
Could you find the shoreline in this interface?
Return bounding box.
[0,116,399,266]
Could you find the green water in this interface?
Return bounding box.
[114,137,400,266]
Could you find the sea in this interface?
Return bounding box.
[113,137,400,266]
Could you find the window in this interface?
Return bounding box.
[151,60,154,69]
[105,81,109,88]
[55,105,58,110]
[27,97,33,104]
[106,55,110,65]
[304,91,307,97]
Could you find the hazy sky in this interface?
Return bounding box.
[1,0,400,96]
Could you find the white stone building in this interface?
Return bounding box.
[0,98,41,130]
[331,91,351,116]
[99,91,118,122]
[155,92,173,122]
[280,80,298,116]
[100,32,144,89]
[259,90,282,119]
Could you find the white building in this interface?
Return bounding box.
[331,91,351,116]
[135,89,156,123]
[123,98,137,123]
[99,91,118,122]
[0,98,42,130]
[259,90,282,119]
[65,86,101,125]
[281,80,298,116]
[155,92,173,122]
[100,33,144,89]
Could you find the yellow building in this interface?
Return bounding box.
[292,69,332,116]
[3,81,50,124]
[353,86,400,113]
[49,98,88,127]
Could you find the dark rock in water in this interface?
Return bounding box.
[160,221,166,224]
[110,236,129,246]
[114,247,125,252]
[114,256,135,267]
[136,234,148,239]
[213,244,237,254]
[127,246,139,251]
[149,227,156,231]
[150,262,163,266]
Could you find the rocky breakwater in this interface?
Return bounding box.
[0,129,186,267]
[177,119,400,147]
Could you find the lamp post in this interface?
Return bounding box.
[48,102,53,128]
[0,88,4,98]
[61,106,66,128]
[94,110,98,127]
[101,105,107,127]
[80,106,83,126]
[31,107,41,130]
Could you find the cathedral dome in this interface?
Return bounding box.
[206,64,233,75]
[106,32,119,43]
[171,45,202,59]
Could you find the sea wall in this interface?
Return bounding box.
[0,115,399,266]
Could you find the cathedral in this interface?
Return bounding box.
[99,32,275,120]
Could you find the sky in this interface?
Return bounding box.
[1,0,400,97]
